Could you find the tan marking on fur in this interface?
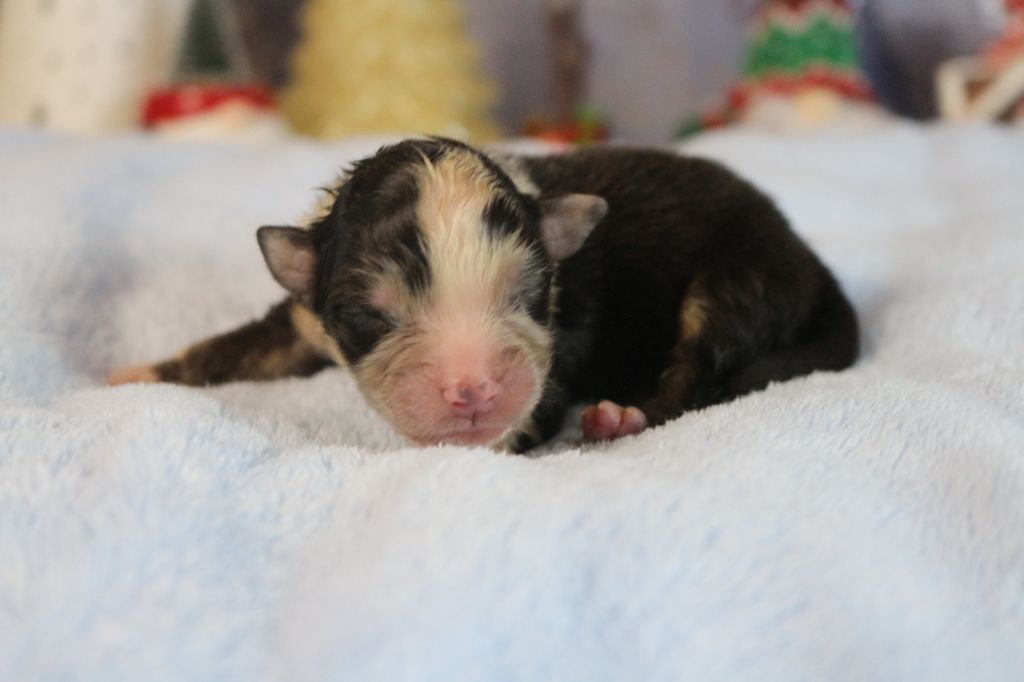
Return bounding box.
[348,327,423,407]
[106,364,159,385]
[290,302,347,366]
[367,263,421,321]
[680,293,709,342]
[257,340,319,378]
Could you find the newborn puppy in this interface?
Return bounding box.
[108,137,858,452]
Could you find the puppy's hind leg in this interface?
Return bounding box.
[636,339,724,429]
[107,299,333,387]
[635,268,858,430]
[583,289,724,441]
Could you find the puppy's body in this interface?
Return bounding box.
[110,139,858,451]
[517,149,858,446]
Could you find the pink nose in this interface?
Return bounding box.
[442,379,499,418]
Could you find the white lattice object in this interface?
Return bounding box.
[0,0,189,134]
[936,53,1024,120]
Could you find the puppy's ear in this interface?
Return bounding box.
[257,226,317,301]
[538,194,608,261]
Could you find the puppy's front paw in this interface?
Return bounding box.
[106,363,161,386]
[581,400,648,442]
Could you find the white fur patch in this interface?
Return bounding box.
[413,150,534,337]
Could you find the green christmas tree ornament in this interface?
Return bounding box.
[680,0,882,137]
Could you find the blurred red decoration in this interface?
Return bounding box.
[936,0,1024,122]
[143,84,274,127]
[522,105,608,145]
[984,1,1024,71]
[139,0,289,141]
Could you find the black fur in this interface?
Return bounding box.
[518,147,858,444]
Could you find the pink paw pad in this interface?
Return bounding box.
[581,400,649,442]
[106,364,160,386]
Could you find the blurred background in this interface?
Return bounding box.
[0,0,1021,144]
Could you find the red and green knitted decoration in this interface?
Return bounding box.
[680,0,876,137]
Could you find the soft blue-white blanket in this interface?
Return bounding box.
[1,125,1022,681]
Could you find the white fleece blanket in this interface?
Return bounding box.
[1,124,1022,681]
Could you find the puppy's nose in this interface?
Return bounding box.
[443,379,499,418]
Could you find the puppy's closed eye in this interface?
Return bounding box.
[331,303,395,359]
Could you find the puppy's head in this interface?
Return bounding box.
[257,138,606,447]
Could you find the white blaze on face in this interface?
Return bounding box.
[352,148,552,447]
[414,150,529,329]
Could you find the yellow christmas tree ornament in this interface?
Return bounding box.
[282,0,502,141]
